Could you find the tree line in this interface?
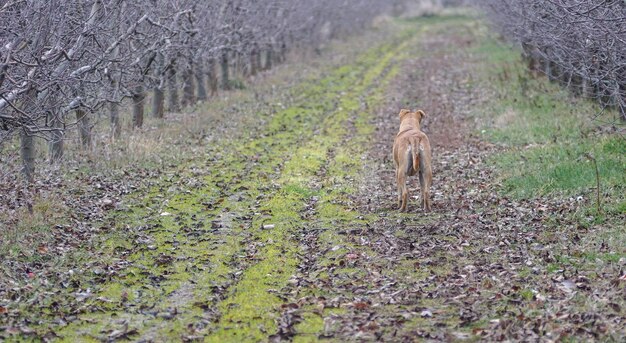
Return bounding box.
[0,0,407,182]
[481,0,626,121]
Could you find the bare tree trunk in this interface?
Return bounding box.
[588,80,598,101]
[49,98,64,162]
[109,42,122,140]
[152,86,164,118]
[550,62,558,82]
[582,76,593,98]
[544,57,552,80]
[195,60,207,102]
[49,120,64,162]
[239,51,247,77]
[610,81,620,112]
[110,101,121,140]
[238,51,249,78]
[255,50,262,75]
[72,83,91,149]
[250,45,258,76]
[207,58,218,97]
[264,47,273,71]
[182,62,195,107]
[20,123,35,182]
[563,69,573,91]
[76,108,91,148]
[221,51,230,90]
[618,83,626,121]
[132,85,144,128]
[167,62,180,112]
[15,84,46,180]
[233,50,242,77]
[152,53,165,118]
[596,81,613,109]
[279,39,287,64]
[572,73,582,96]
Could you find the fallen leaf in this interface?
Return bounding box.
[354,302,369,310]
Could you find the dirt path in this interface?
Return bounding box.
[1,21,420,342]
[315,19,624,342]
[2,15,623,343]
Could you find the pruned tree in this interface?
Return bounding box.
[480,0,626,121]
[1,0,416,182]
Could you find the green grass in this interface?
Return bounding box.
[473,36,626,213]
[495,138,625,199]
[0,193,68,262]
[398,13,474,26]
[4,12,623,343]
[0,20,423,342]
[472,31,626,313]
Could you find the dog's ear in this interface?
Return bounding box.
[399,109,410,119]
[416,110,426,122]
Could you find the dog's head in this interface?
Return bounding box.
[399,109,411,119]
[398,109,426,123]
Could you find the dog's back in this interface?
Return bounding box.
[394,129,421,176]
[393,109,432,211]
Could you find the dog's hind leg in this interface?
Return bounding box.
[418,149,432,212]
[396,166,409,211]
[401,147,415,211]
[393,157,401,209]
[396,169,403,209]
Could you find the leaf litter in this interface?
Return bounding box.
[1,16,624,342]
[273,20,625,342]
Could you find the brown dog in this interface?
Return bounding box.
[392,109,432,211]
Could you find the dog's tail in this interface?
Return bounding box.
[405,136,421,176]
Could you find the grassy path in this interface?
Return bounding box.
[3,13,624,343]
[21,23,421,342]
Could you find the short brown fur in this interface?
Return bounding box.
[392,109,433,211]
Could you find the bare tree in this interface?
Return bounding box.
[480,0,626,121]
[1,0,413,181]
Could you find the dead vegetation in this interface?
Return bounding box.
[1,13,624,342]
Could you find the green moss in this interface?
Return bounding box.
[98,282,133,303]
[286,31,438,339]
[519,288,534,301]
[204,36,407,340]
[582,252,624,263]
[293,308,348,343]
[293,313,324,340]
[517,267,532,278]
[546,263,561,273]
[398,14,477,26]
[385,258,430,281]
[52,153,258,339]
[19,14,455,343]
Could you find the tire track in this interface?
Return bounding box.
[47,28,417,342]
[204,30,417,342]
